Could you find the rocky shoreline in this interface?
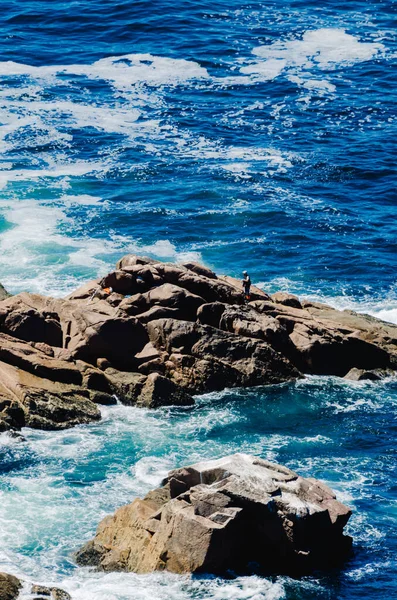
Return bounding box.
[0,254,396,433]
[0,255,395,594]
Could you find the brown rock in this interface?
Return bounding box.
[104,368,147,405]
[76,454,352,575]
[0,357,100,430]
[120,283,205,321]
[31,584,71,600]
[272,291,302,309]
[137,373,194,408]
[182,262,217,279]
[196,302,227,328]
[116,254,158,269]
[64,309,149,368]
[66,279,100,301]
[343,367,391,381]
[0,294,63,347]
[146,318,300,393]
[0,572,21,600]
[0,255,395,432]
[218,275,271,302]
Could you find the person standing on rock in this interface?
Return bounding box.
[242,271,251,302]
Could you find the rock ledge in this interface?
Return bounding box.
[0,255,396,432]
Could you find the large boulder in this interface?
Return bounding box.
[76,454,352,575]
[119,283,205,321]
[146,318,300,393]
[251,299,396,376]
[63,308,149,368]
[0,358,101,430]
[0,293,63,346]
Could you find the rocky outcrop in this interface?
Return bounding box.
[0,572,21,600]
[0,573,71,600]
[0,256,395,431]
[76,453,352,575]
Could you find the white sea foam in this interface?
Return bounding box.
[307,294,397,326]
[60,572,286,600]
[236,28,385,93]
[252,29,384,69]
[0,196,203,296]
[0,54,209,88]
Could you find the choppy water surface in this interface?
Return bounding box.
[0,378,396,599]
[0,1,396,598]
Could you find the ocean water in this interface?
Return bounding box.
[0,0,396,598]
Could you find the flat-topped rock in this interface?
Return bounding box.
[76,453,352,575]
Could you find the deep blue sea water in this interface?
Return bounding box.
[0,1,396,598]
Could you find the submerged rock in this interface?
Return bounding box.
[76,453,352,575]
[0,254,396,431]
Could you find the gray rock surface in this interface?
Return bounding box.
[76,453,352,575]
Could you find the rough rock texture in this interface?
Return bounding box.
[76,453,352,575]
[0,573,71,600]
[0,256,396,431]
[0,572,21,600]
[31,584,71,600]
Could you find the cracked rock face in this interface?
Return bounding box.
[0,255,396,432]
[76,453,352,575]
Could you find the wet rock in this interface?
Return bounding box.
[137,372,194,408]
[0,572,21,600]
[76,453,352,575]
[104,368,147,405]
[30,586,71,600]
[343,367,391,381]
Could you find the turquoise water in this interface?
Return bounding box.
[1,378,396,599]
[0,0,396,598]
